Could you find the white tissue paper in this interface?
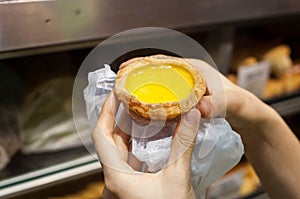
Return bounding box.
[84,65,244,199]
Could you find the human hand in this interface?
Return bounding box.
[185,61,300,199]
[92,92,201,199]
[119,55,300,199]
[186,58,273,131]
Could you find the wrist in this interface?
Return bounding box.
[226,87,284,147]
[226,87,272,131]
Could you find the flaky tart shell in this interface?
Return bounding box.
[114,55,207,122]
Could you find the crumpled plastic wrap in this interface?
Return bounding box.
[131,124,175,172]
[84,65,116,129]
[84,65,244,199]
[131,118,244,198]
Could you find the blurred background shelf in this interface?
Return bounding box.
[267,91,300,116]
[1,0,300,58]
[0,146,100,199]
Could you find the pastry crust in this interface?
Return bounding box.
[262,45,292,77]
[114,55,207,122]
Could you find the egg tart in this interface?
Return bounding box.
[114,55,206,122]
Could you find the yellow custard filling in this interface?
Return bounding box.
[125,65,194,103]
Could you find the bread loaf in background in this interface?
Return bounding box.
[227,44,300,100]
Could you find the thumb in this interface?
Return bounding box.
[167,108,200,166]
[198,96,213,118]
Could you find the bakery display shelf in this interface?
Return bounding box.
[1,0,300,56]
[265,90,300,116]
[0,146,100,199]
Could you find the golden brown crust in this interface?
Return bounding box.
[114,54,207,122]
[262,45,293,77]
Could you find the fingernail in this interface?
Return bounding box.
[184,108,200,125]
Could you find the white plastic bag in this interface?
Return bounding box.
[84,65,244,199]
[131,118,244,198]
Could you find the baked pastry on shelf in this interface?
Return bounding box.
[228,44,300,100]
[262,44,293,77]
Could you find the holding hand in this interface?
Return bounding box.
[92,92,201,199]
[186,58,300,199]
[93,56,300,199]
